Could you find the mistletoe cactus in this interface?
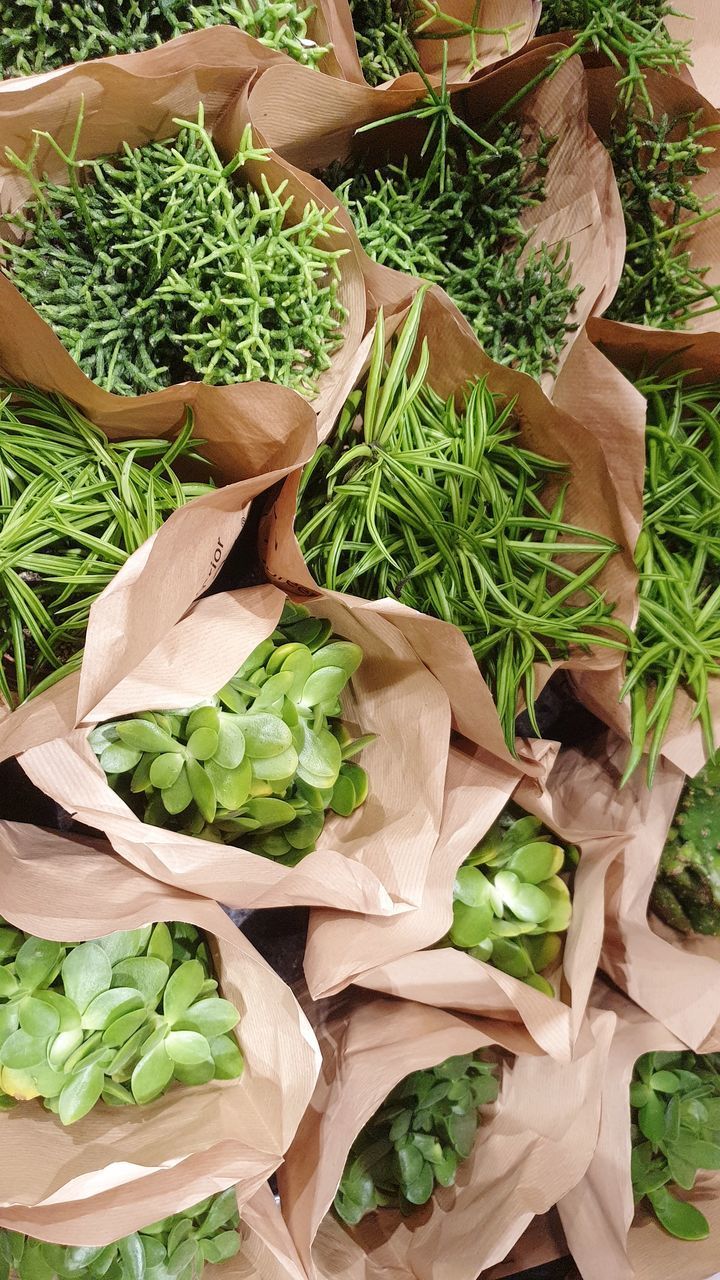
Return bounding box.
[0,919,243,1124]
[0,1188,241,1279]
[334,1053,499,1224]
[448,813,575,996]
[91,602,373,864]
[651,758,720,936]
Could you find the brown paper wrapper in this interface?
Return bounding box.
[538,733,720,1053]
[246,44,625,380]
[4,583,465,915]
[0,821,320,1241]
[260,287,640,752]
[565,317,720,777]
[559,982,720,1280]
[278,993,615,1280]
[666,0,720,109]
[0,30,366,428]
[481,1210,567,1278]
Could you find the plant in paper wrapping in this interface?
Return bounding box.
[348,0,523,84]
[0,918,243,1123]
[0,0,329,76]
[447,812,575,996]
[90,602,373,865]
[651,758,720,936]
[334,1052,499,1224]
[0,1188,241,1280]
[630,1049,720,1240]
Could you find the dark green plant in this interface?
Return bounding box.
[0,1188,241,1280]
[349,0,520,85]
[0,387,213,707]
[297,289,625,749]
[91,601,372,863]
[324,72,580,379]
[631,1049,720,1240]
[4,105,347,399]
[448,811,575,996]
[651,757,720,935]
[0,0,328,77]
[334,1052,499,1224]
[620,372,720,784]
[0,919,243,1124]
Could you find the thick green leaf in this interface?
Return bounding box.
[449,900,493,949]
[131,1042,174,1105]
[493,871,551,924]
[164,1031,212,1066]
[116,720,179,755]
[117,1233,145,1280]
[58,1062,105,1125]
[149,753,185,790]
[639,1093,667,1144]
[82,987,145,1031]
[163,960,204,1022]
[148,923,173,969]
[0,1030,48,1070]
[174,998,239,1039]
[209,1034,244,1081]
[214,720,246,770]
[647,1185,710,1240]
[199,1230,240,1264]
[236,714,292,759]
[112,957,169,1005]
[61,942,112,1014]
[101,743,143,774]
[96,928,152,966]
[15,937,62,991]
[18,996,60,1039]
[161,766,193,816]
[506,841,563,885]
[187,727,219,762]
[185,757,216,824]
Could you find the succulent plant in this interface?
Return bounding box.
[0,1187,241,1280]
[91,602,373,864]
[631,1049,720,1240]
[447,812,575,997]
[651,758,720,936]
[334,1052,499,1225]
[0,919,243,1124]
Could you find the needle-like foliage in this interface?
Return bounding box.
[349,0,521,84]
[0,388,213,708]
[0,0,329,77]
[4,106,347,398]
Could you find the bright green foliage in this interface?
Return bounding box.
[606,107,720,329]
[4,107,347,398]
[325,81,581,379]
[0,919,243,1123]
[449,811,575,996]
[631,1049,720,1240]
[349,0,519,85]
[620,374,720,784]
[651,757,720,935]
[0,388,212,708]
[0,1189,241,1280]
[0,0,328,77]
[334,1053,499,1224]
[91,601,372,863]
[298,290,625,748]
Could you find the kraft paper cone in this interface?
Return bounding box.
[6,584,456,916]
[261,287,640,752]
[278,994,615,1280]
[568,317,720,778]
[247,44,625,379]
[559,983,720,1280]
[666,0,720,109]
[540,733,720,1052]
[303,735,625,1061]
[0,31,366,422]
[0,822,320,1242]
[481,1210,566,1278]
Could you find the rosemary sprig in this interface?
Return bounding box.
[297,290,625,749]
[4,105,347,399]
[0,0,329,77]
[0,387,213,707]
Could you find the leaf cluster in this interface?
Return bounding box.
[620,372,720,784]
[349,0,520,85]
[334,1052,499,1224]
[651,756,720,936]
[4,107,347,398]
[297,290,625,748]
[631,1049,720,1241]
[0,919,243,1125]
[0,1188,241,1280]
[0,388,212,707]
[0,0,328,77]
[325,82,580,379]
[91,601,373,864]
[449,812,575,996]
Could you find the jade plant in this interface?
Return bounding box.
[651,758,720,936]
[4,106,347,398]
[0,1188,241,1280]
[0,918,243,1124]
[631,1049,720,1240]
[334,1052,499,1224]
[91,602,373,864]
[448,812,575,995]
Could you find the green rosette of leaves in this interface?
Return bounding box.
[334,1052,499,1224]
[0,918,243,1124]
[631,1049,720,1241]
[0,1187,241,1280]
[447,813,575,996]
[90,602,373,865]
